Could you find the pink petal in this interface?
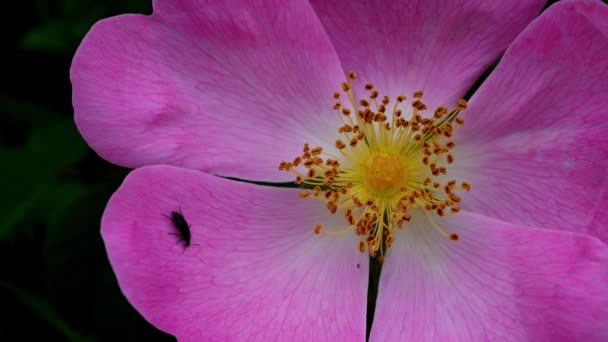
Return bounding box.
[456,0,608,241]
[102,165,368,341]
[72,1,345,182]
[310,0,545,110]
[370,210,608,341]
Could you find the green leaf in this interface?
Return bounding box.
[41,182,91,228]
[0,280,94,342]
[0,149,54,240]
[0,96,60,127]
[26,119,88,170]
[0,119,88,240]
[21,0,152,54]
[21,20,73,53]
[43,184,109,264]
[43,185,110,329]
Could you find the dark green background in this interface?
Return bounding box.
[1,1,174,341]
[1,1,602,341]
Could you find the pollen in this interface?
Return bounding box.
[278,71,471,258]
[364,154,405,195]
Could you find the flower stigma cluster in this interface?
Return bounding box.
[279,71,471,261]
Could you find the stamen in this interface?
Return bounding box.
[314,224,322,234]
[279,71,470,257]
[423,210,459,241]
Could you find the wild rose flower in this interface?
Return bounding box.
[71,0,608,340]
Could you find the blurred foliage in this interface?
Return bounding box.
[21,0,152,54]
[1,0,172,340]
[2,0,607,341]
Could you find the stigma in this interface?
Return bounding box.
[278,71,471,261]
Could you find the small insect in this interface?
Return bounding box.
[356,264,360,268]
[165,208,197,248]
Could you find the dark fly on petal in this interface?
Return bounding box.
[165,208,194,248]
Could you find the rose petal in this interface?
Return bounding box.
[102,165,368,341]
[456,0,608,241]
[310,0,545,110]
[72,1,345,181]
[370,210,608,341]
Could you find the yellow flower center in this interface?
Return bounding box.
[278,71,471,261]
[364,154,405,196]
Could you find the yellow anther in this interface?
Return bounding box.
[299,191,311,198]
[358,240,366,253]
[314,224,322,234]
[457,99,468,110]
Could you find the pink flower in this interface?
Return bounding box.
[71,0,608,340]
